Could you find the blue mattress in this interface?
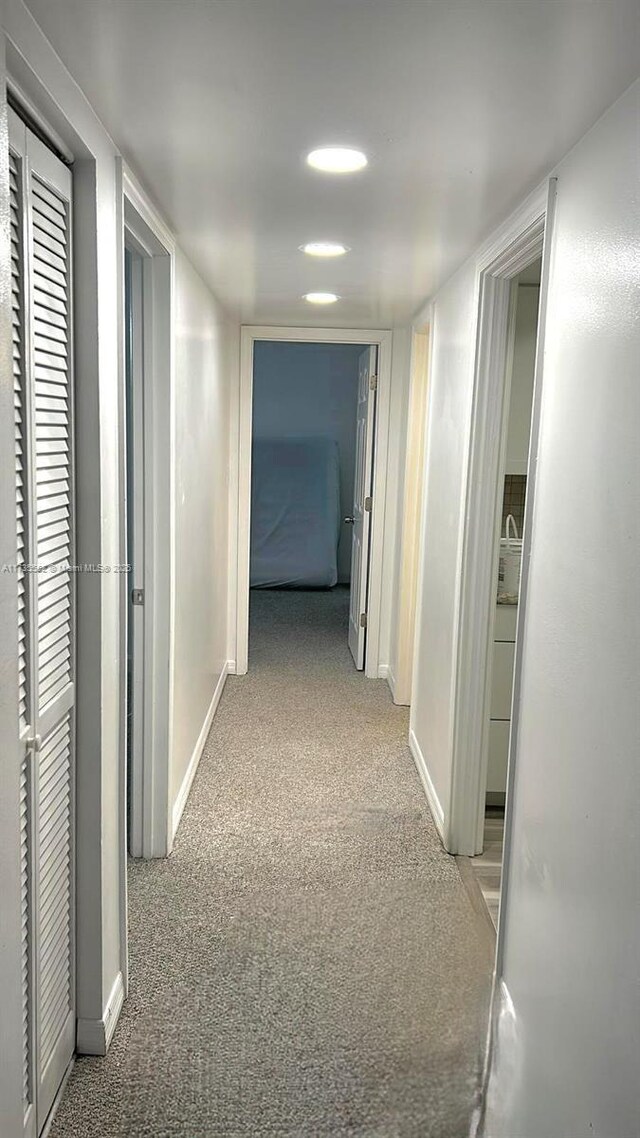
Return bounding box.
[250,437,340,588]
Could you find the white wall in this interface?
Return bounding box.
[171,251,237,814]
[408,266,477,826]
[483,81,640,1138]
[409,80,639,1135]
[252,340,363,583]
[388,327,429,704]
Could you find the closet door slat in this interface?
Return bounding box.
[32,176,73,729]
[36,714,72,1066]
[10,143,36,1138]
[10,151,30,735]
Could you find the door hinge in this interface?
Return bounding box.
[131,588,144,606]
[369,374,378,392]
[360,612,368,628]
[364,495,372,513]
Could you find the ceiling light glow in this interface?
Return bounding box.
[300,241,349,257]
[306,147,368,174]
[304,292,340,305]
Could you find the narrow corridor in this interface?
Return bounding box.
[50,590,491,1137]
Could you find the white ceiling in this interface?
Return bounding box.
[24,0,640,327]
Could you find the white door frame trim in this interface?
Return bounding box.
[448,180,556,856]
[235,325,393,678]
[122,168,175,858]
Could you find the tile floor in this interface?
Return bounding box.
[470,809,505,929]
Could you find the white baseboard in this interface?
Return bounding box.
[76,970,125,1056]
[381,663,411,707]
[409,728,445,842]
[386,665,397,701]
[227,659,237,675]
[390,665,412,706]
[171,662,230,840]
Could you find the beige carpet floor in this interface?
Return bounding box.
[50,588,491,1138]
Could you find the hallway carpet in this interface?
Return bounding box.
[51,589,491,1138]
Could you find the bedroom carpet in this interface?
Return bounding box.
[50,588,492,1138]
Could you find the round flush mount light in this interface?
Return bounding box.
[300,241,349,258]
[303,291,340,305]
[306,147,368,174]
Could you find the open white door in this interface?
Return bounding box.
[124,248,146,857]
[348,345,378,669]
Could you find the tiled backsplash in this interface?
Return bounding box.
[501,474,527,535]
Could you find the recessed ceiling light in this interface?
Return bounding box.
[306,147,368,174]
[304,292,340,305]
[300,241,349,258]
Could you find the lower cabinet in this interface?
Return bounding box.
[487,605,517,796]
[487,719,511,794]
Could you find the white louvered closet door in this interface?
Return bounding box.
[9,108,75,1138]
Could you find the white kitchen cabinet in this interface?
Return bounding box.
[506,285,539,475]
[487,720,511,793]
[490,641,516,719]
[487,604,517,795]
[494,604,517,641]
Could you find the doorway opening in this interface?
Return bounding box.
[470,257,542,927]
[122,182,173,859]
[248,340,375,669]
[448,181,555,947]
[123,243,145,853]
[236,327,393,679]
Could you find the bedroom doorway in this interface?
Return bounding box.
[236,327,393,678]
[248,339,373,668]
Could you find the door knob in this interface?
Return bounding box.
[344,516,355,524]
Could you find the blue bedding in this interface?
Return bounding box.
[250,437,341,588]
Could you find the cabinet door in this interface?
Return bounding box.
[490,641,515,720]
[487,720,511,794]
[494,604,517,642]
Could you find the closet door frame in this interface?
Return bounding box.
[8,107,38,1138]
[0,118,29,1136]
